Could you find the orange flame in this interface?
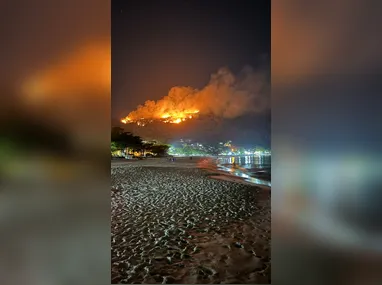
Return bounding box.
[120,66,268,127]
[121,110,199,126]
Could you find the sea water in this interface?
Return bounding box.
[216,155,271,187]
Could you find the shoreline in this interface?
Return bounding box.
[111,157,271,189]
[198,158,271,189]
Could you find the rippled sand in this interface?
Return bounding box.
[111,161,271,284]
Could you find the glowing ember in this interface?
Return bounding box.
[121,110,199,126]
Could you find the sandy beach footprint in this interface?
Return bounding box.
[179,236,265,284]
[111,164,270,284]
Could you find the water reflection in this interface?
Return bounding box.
[217,155,271,187]
[218,155,271,169]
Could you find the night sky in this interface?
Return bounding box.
[112,0,270,147]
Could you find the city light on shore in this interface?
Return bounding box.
[167,139,270,157]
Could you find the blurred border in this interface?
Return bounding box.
[272,1,382,284]
[0,1,111,285]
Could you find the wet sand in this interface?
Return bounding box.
[111,158,271,284]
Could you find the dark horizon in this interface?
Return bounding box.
[112,0,270,148]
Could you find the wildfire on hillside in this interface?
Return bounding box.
[121,66,269,127]
[121,110,199,126]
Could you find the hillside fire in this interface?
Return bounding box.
[120,66,268,127]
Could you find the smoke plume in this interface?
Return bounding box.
[122,66,269,125]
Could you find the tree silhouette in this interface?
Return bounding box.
[111,127,171,157]
[150,144,169,156]
[111,126,143,154]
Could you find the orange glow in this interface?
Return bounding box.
[16,40,111,150]
[121,117,131,124]
[121,110,199,126]
[119,66,268,127]
[21,40,110,102]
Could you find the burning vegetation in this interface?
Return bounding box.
[121,66,268,126]
[121,110,200,126]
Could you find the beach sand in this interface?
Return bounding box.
[111,158,271,284]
